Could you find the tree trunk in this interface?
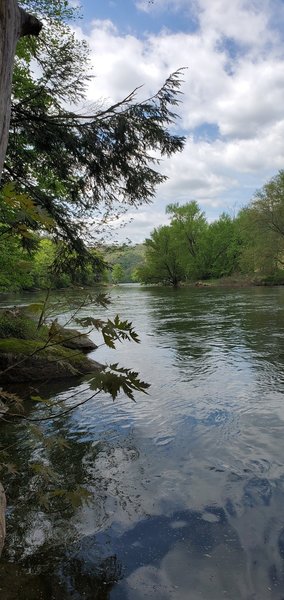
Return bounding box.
[0,0,42,179]
[0,1,42,555]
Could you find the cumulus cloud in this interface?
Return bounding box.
[73,0,284,241]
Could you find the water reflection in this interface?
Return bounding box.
[2,286,284,598]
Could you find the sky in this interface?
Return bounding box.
[71,0,284,243]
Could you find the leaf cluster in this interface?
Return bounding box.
[90,364,150,401]
[75,314,140,348]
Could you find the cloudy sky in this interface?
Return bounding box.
[72,0,284,243]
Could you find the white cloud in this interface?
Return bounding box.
[105,209,171,243]
[198,0,274,48]
[73,0,284,241]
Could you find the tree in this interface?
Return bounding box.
[238,171,284,278]
[140,225,185,286]
[166,201,208,279]
[0,234,34,291]
[112,264,124,284]
[1,0,185,259]
[0,0,42,179]
[197,213,241,279]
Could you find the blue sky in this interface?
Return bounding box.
[71,0,284,242]
[79,0,199,36]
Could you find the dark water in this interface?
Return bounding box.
[1,285,284,599]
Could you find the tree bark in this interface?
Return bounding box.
[0,1,42,555]
[0,0,42,179]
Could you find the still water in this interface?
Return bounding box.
[1,284,284,599]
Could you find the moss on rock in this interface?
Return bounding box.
[0,338,103,384]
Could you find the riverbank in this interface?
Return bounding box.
[192,273,284,288]
[0,309,102,385]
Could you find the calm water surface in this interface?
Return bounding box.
[1,285,284,599]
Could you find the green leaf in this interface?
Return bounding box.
[30,395,52,407]
[2,463,18,475]
[90,365,150,401]
[64,486,93,509]
[30,462,59,482]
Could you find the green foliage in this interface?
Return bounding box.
[166,201,208,279]
[0,182,54,242]
[237,172,284,276]
[103,244,146,282]
[0,313,39,339]
[75,314,140,348]
[196,214,241,279]
[140,225,185,286]
[111,264,124,284]
[0,235,35,291]
[258,270,284,285]
[2,0,185,256]
[0,236,108,292]
[90,364,150,401]
[139,201,250,285]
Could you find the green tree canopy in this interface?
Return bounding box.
[139,202,244,285]
[166,201,208,279]
[238,171,284,277]
[112,264,124,284]
[140,225,185,286]
[197,213,241,279]
[1,0,185,260]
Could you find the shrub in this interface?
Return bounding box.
[0,312,46,340]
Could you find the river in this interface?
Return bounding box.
[1,284,284,599]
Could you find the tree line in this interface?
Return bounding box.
[2,170,284,290]
[137,171,284,286]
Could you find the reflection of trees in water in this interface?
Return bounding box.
[146,287,284,386]
[0,394,140,599]
[2,435,284,599]
[145,287,253,360]
[0,552,122,599]
[62,554,123,600]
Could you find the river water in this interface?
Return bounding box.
[1,284,284,599]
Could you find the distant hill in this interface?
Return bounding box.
[103,244,146,282]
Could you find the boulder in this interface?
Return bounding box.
[0,339,103,384]
[49,322,97,352]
